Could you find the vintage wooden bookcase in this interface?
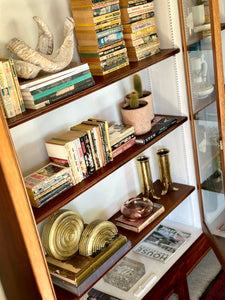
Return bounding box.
[1,0,225,299]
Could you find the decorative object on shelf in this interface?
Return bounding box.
[120,196,153,220]
[156,148,179,195]
[46,234,130,296]
[121,90,151,135]
[125,73,154,121]
[189,54,214,99]
[79,219,118,256]
[103,256,146,292]
[121,74,153,135]
[137,155,160,199]
[7,16,75,79]
[116,202,165,233]
[42,209,84,261]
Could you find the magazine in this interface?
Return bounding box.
[133,224,191,263]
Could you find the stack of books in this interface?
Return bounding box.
[0,57,25,118]
[45,118,113,185]
[70,0,129,75]
[108,122,135,158]
[24,162,74,208]
[19,62,95,110]
[120,0,160,61]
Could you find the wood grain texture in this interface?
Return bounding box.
[0,104,56,300]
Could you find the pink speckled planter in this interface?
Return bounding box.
[120,100,151,135]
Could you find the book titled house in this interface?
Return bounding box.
[133,224,191,263]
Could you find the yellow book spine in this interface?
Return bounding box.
[2,61,21,115]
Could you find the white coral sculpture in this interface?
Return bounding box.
[7,16,75,79]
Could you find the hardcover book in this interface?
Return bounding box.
[115,203,165,232]
[135,115,178,145]
[133,224,191,263]
[47,235,131,295]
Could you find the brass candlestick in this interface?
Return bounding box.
[156,148,178,195]
[137,155,160,200]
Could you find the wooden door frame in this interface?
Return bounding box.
[0,105,56,300]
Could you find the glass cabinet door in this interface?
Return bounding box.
[178,0,225,263]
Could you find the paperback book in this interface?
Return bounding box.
[133,224,191,263]
[135,115,178,145]
[115,203,165,232]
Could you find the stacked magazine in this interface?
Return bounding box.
[133,224,191,263]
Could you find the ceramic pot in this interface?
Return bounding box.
[120,100,151,135]
[125,90,154,121]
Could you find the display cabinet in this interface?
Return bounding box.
[1,0,225,299]
[178,0,225,267]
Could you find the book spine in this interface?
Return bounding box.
[29,69,91,93]
[90,60,129,76]
[124,11,154,24]
[80,134,96,175]
[65,143,82,184]
[112,137,135,158]
[7,58,26,112]
[75,138,88,179]
[32,72,93,100]
[111,133,135,150]
[98,31,123,47]
[24,77,95,105]
[85,130,99,171]
[128,45,160,61]
[75,18,120,31]
[122,17,155,33]
[125,1,154,13]
[71,139,86,182]
[88,119,113,163]
[2,61,22,115]
[123,25,157,39]
[0,62,16,118]
[89,55,128,72]
[119,0,153,8]
[93,126,105,166]
[93,2,120,16]
[35,181,73,207]
[124,33,157,47]
[89,128,102,169]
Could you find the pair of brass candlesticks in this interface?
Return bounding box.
[137,149,178,199]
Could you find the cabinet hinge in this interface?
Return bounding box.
[219,139,223,151]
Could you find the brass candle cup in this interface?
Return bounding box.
[156,148,178,195]
[136,155,160,200]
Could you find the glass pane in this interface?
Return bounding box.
[180,0,225,244]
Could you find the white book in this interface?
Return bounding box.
[20,62,90,91]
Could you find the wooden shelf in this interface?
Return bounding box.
[187,23,225,48]
[54,180,195,300]
[33,115,187,224]
[193,89,216,119]
[7,49,180,129]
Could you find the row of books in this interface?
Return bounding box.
[121,0,161,61]
[45,118,113,186]
[70,0,130,75]
[24,162,74,208]
[19,62,95,110]
[0,57,25,118]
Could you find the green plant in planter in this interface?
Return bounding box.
[130,90,139,109]
[133,73,143,98]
